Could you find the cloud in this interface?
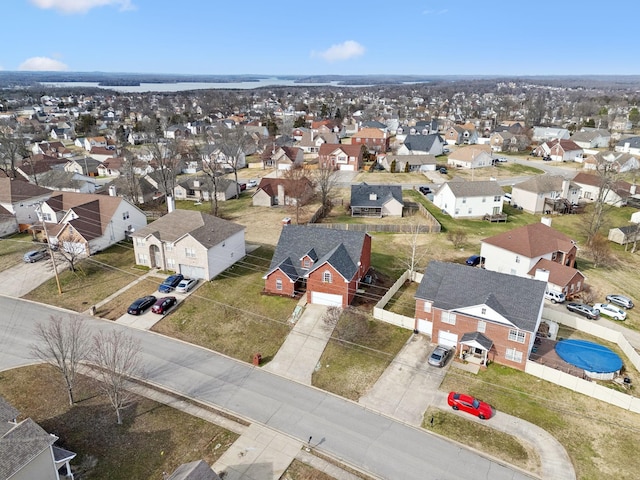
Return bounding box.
[19,57,68,71]
[313,40,365,62]
[29,0,135,14]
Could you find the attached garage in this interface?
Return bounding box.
[179,264,206,280]
[437,331,458,349]
[339,164,355,171]
[310,291,343,307]
[416,319,432,335]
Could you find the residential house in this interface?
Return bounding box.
[318,143,363,171]
[481,219,575,272]
[99,176,161,205]
[89,147,117,163]
[397,134,445,156]
[200,144,247,170]
[0,204,19,236]
[489,131,530,152]
[583,151,639,173]
[297,128,338,154]
[414,261,546,370]
[570,129,611,149]
[432,179,505,219]
[511,175,581,214]
[0,177,52,228]
[444,125,478,145]
[350,183,403,217]
[96,157,125,177]
[167,460,221,480]
[37,170,98,194]
[17,154,68,183]
[380,154,437,172]
[64,157,101,177]
[164,125,191,139]
[174,176,240,202]
[572,171,635,206]
[615,136,640,156]
[31,141,72,158]
[532,127,570,142]
[82,136,107,151]
[350,127,389,153]
[251,177,314,207]
[534,139,583,162]
[527,259,586,300]
[608,224,640,245]
[0,395,76,480]
[131,209,245,280]
[39,191,146,255]
[263,225,371,307]
[263,146,304,170]
[446,145,493,169]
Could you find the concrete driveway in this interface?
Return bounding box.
[0,256,63,297]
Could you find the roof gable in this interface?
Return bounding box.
[482,222,575,258]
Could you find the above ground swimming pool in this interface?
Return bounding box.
[555,339,623,379]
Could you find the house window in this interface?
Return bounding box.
[494,195,501,202]
[505,348,523,363]
[508,329,526,344]
[481,308,487,315]
[135,238,145,246]
[323,271,332,283]
[441,311,456,325]
[424,301,432,313]
[137,253,148,264]
[276,278,283,291]
[478,320,486,333]
[303,259,310,268]
[166,258,175,269]
[42,212,52,222]
[165,243,173,252]
[185,248,196,258]
[468,208,472,214]
[462,198,466,204]
[455,209,460,215]
[122,211,130,220]
[515,256,520,263]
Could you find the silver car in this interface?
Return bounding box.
[605,294,634,309]
[428,345,451,367]
[23,249,47,263]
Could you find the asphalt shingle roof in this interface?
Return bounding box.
[402,133,442,152]
[350,183,403,208]
[0,418,57,480]
[415,261,546,332]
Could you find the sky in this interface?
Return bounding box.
[2,0,640,76]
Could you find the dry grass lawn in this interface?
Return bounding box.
[97,278,162,320]
[0,233,43,272]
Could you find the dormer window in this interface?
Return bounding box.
[303,258,311,268]
[323,271,332,283]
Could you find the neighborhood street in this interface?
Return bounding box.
[0,295,535,480]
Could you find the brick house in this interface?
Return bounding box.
[318,144,363,171]
[414,261,546,370]
[350,127,389,153]
[263,225,371,307]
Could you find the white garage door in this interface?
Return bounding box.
[438,331,458,348]
[417,319,432,335]
[339,164,355,171]
[311,291,343,307]
[179,264,206,280]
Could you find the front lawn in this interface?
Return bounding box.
[0,232,42,272]
[97,278,162,320]
[0,364,238,480]
[152,246,295,363]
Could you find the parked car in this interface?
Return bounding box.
[566,302,599,320]
[428,345,451,367]
[447,392,493,419]
[542,155,552,161]
[152,296,177,314]
[246,179,258,188]
[465,255,484,267]
[158,274,184,293]
[175,278,197,293]
[544,290,565,304]
[419,186,431,195]
[593,303,627,321]
[438,167,448,174]
[605,294,634,309]
[23,249,48,263]
[127,295,157,315]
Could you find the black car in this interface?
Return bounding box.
[566,302,599,320]
[127,295,157,315]
[158,274,184,293]
[439,167,448,174]
[465,255,484,267]
[419,186,432,195]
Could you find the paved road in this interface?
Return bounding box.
[0,296,534,480]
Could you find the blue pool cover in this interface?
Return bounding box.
[555,339,623,373]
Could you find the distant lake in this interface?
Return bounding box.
[39,77,367,92]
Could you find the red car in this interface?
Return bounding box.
[151,296,177,314]
[447,392,493,419]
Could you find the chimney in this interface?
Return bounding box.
[277,183,285,205]
[108,185,117,196]
[193,179,200,188]
[369,193,378,201]
[541,217,552,227]
[167,195,175,213]
[534,268,550,283]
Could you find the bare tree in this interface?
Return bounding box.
[283,165,314,224]
[147,137,183,199]
[54,228,89,272]
[446,229,468,249]
[212,124,254,198]
[398,221,431,277]
[588,233,613,268]
[31,315,91,405]
[0,124,29,179]
[190,139,224,216]
[91,330,144,425]
[314,164,338,212]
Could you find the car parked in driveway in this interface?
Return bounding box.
[23,249,48,263]
[465,255,484,267]
[419,186,431,195]
[605,294,634,309]
[127,295,157,315]
[175,278,197,293]
[593,303,627,321]
[428,345,451,367]
[447,392,493,419]
[158,274,184,293]
[566,302,599,320]
[152,296,177,314]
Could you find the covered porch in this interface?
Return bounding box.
[459,331,493,367]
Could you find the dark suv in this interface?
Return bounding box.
[158,274,184,293]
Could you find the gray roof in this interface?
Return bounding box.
[415,261,546,332]
[0,418,57,480]
[267,225,368,282]
[616,136,640,148]
[131,209,244,248]
[167,460,221,480]
[443,179,504,197]
[385,154,437,166]
[514,174,575,194]
[460,331,494,350]
[0,397,19,425]
[350,183,403,208]
[402,134,442,152]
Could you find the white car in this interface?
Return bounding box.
[593,303,627,321]
[175,278,197,293]
[246,179,258,188]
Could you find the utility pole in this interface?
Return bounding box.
[38,203,62,295]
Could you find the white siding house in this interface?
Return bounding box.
[432,179,505,219]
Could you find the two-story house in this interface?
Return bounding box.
[318,144,363,171]
[511,175,581,214]
[446,145,493,169]
[350,127,389,154]
[432,179,505,219]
